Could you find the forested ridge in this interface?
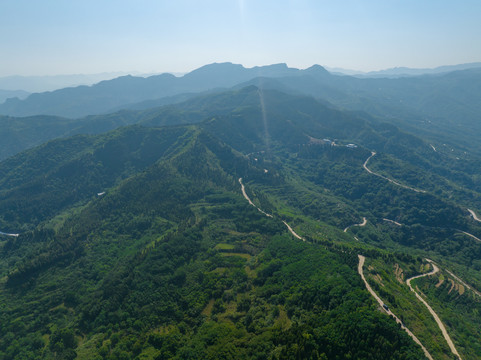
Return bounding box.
[1,85,481,359]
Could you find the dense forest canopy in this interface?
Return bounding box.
[0,65,481,359]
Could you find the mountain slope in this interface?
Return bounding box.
[246,68,481,153]
[0,125,191,232]
[0,123,427,359]
[2,61,481,160]
[1,86,481,358]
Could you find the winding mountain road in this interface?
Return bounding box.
[457,230,481,243]
[358,255,434,360]
[344,217,367,232]
[239,178,304,241]
[282,220,304,241]
[468,208,481,222]
[406,260,462,360]
[240,175,465,359]
[363,152,426,193]
[239,177,273,218]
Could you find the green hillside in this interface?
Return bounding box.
[0,125,424,359]
[1,87,481,359]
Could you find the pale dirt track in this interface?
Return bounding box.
[0,231,19,237]
[357,255,434,360]
[363,152,426,193]
[382,218,403,226]
[406,260,462,360]
[468,208,481,222]
[239,178,304,241]
[457,230,481,243]
[344,217,367,232]
[239,177,273,218]
[282,220,304,241]
[241,175,464,358]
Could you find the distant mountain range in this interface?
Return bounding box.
[1,62,480,136]
[328,62,481,77]
[0,89,29,103]
[0,72,130,93]
[2,62,481,163]
[0,63,327,118]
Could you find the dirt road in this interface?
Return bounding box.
[383,218,403,226]
[239,178,304,241]
[363,152,426,193]
[406,260,462,360]
[468,209,481,222]
[282,221,305,241]
[457,230,481,243]
[344,217,367,232]
[239,178,273,218]
[0,231,19,237]
[357,255,434,360]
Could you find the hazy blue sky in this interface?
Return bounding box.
[1,0,480,76]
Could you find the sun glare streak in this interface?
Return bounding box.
[238,0,245,23]
[257,87,270,152]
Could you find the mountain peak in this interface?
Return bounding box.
[304,64,330,75]
[185,62,245,76]
[254,63,289,70]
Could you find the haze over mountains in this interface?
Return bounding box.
[1,62,481,159]
[2,62,481,125]
[328,62,481,77]
[0,73,131,93]
[0,63,310,118]
[0,89,30,104]
[1,61,481,359]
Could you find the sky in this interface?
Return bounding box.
[1,0,481,76]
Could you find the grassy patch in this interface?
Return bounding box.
[221,252,251,259]
[215,243,235,251]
